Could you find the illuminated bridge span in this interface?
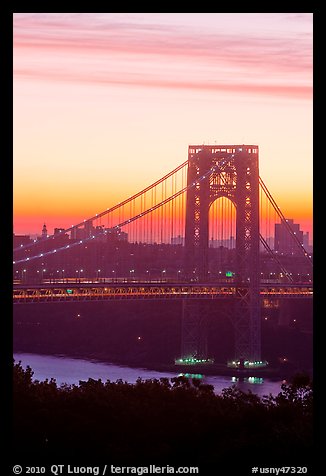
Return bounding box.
[13,144,313,368]
[13,282,313,303]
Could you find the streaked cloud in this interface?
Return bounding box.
[14,67,311,100]
[13,13,312,100]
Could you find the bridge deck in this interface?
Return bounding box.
[13,282,313,303]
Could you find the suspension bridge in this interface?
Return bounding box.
[13,145,313,369]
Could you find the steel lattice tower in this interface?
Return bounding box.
[183,145,261,363]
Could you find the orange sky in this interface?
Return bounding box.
[13,13,313,241]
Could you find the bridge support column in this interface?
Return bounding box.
[231,286,261,363]
[176,300,212,364]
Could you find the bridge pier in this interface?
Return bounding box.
[176,300,213,365]
[231,285,261,363]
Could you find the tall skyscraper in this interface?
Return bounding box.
[274,219,303,255]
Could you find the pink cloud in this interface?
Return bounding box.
[13,13,312,99]
[14,67,312,100]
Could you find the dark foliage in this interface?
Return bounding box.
[12,362,313,471]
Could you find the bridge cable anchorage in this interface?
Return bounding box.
[13,161,220,264]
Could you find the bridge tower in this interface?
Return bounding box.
[182,145,261,365]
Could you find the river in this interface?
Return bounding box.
[14,352,286,397]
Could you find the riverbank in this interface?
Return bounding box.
[13,347,312,381]
[13,300,313,379]
[107,359,312,380]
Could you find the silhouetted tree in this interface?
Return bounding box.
[12,361,313,470]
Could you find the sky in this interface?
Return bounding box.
[13,12,313,240]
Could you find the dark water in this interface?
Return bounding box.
[14,352,285,397]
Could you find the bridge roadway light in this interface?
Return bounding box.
[55,269,65,282]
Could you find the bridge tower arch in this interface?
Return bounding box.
[183,145,261,364]
[208,194,237,260]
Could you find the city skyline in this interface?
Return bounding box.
[13,13,313,237]
[13,215,312,249]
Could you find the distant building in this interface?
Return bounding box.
[54,228,66,235]
[303,232,312,251]
[85,220,95,237]
[13,234,32,248]
[274,219,304,255]
[53,228,70,246]
[71,227,87,240]
[42,223,48,239]
[106,226,128,242]
[209,236,235,249]
[171,235,184,245]
[260,236,275,252]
